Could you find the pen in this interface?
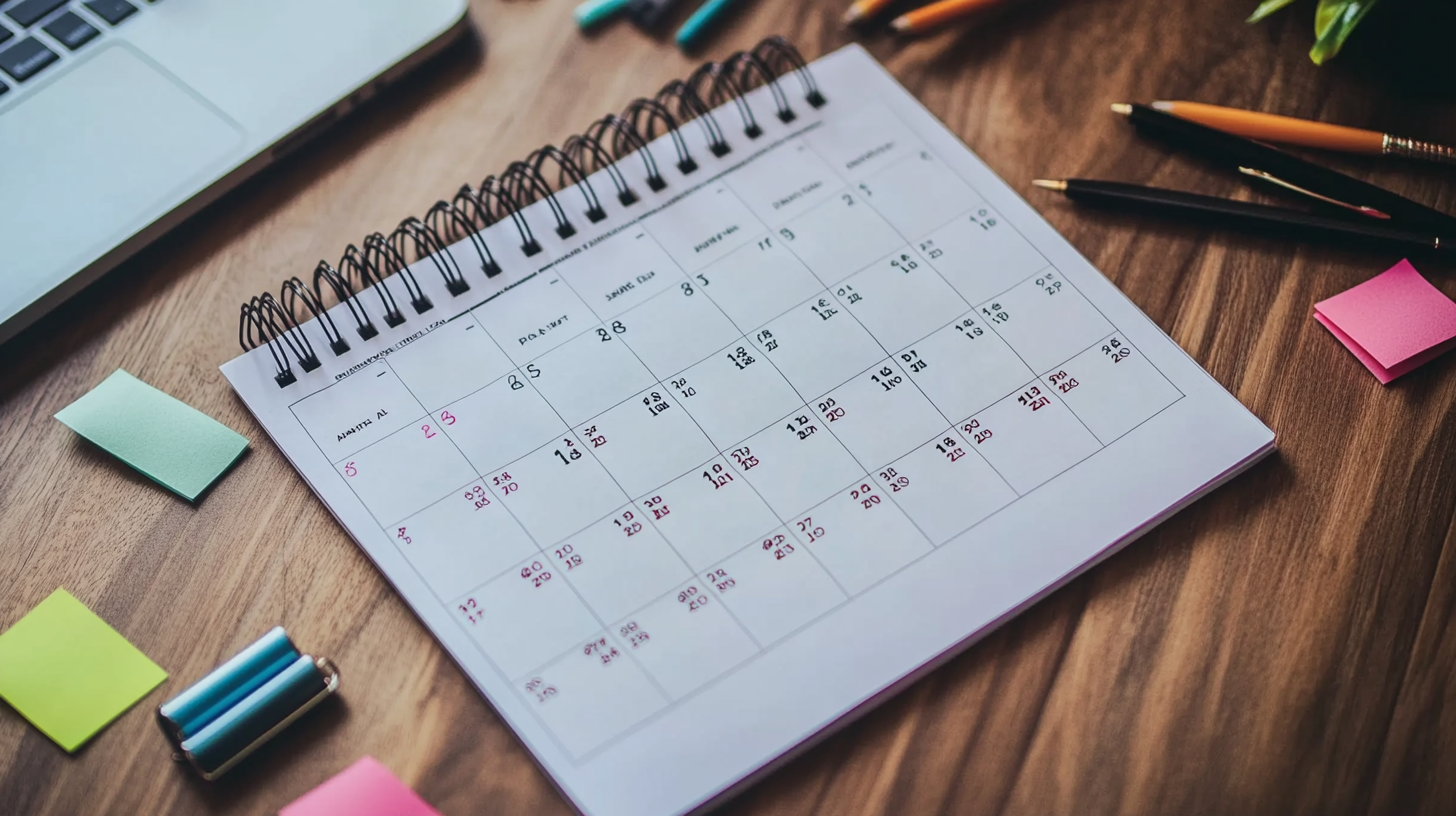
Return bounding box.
[1151,101,1456,166]
[675,0,741,51]
[1032,178,1451,255]
[842,0,896,25]
[891,0,1007,34]
[1112,103,1456,233]
[576,0,632,29]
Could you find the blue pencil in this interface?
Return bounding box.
[674,0,741,51]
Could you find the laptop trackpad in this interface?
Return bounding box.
[0,43,243,289]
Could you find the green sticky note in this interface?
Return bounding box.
[0,589,168,752]
[55,369,248,501]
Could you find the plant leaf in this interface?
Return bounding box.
[1247,0,1301,24]
[1310,0,1381,63]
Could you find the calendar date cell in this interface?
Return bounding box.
[473,274,599,367]
[813,359,948,470]
[609,578,759,699]
[438,373,568,476]
[879,434,1016,545]
[642,456,780,571]
[754,292,886,401]
[647,185,760,272]
[527,326,657,426]
[459,555,600,681]
[965,383,1102,493]
[395,480,539,600]
[900,313,1035,420]
[986,271,1114,375]
[523,634,667,758]
[573,386,718,502]
[1044,334,1181,444]
[731,410,864,518]
[490,435,629,546]
[694,236,825,333]
[779,191,903,287]
[385,318,514,412]
[917,207,1049,307]
[711,527,846,645]
[832,247,969,353]
[553,509,692,624]
[293,366,425,462]
[803,100,919,181]
[673,342,803,449]
[726,138,840,224]
[609,279,742,379]
[556,231,680,320]
[855,150,981,239]
[336,420,478,527]
[791,483,933,596]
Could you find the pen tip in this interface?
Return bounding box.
[1110,103,1133,116]
[1032,179,1068,191]
[889,15,910,33]
[842,4,863,24]
[1150,100,1173,111]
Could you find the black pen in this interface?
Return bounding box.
[628,0,688,29]
[1112,103,1456,233]
[1033,179,1451,254]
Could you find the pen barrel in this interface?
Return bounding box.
[1064,181,1446,254]
[1126,105,1456,234]
[1383,135,1456,166]
[157,626,299,741]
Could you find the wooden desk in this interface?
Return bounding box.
[3,1,1455,813]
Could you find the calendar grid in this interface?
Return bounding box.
[280,100,1193,762]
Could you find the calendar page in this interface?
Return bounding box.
[223,45,1273,816]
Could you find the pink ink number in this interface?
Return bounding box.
[678,585,710,612]
[422,423,437,439]
[396,526,412,544]
[464,484,491,510]
[458,597,483,625]
[797,516,826,543]
[344,462,357,477]
[440,410,456,425]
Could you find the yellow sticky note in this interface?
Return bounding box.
[0,588,167,752]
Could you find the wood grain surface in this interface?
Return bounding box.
[3,0,1456,813]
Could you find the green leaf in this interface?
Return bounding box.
[1310,0,1380,63]
[1247,0,1301,24]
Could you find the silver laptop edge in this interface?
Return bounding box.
[0,0,470,345]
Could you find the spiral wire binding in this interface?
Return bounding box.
[240,37,824,387]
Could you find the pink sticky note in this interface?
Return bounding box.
[1313,259,1456,384]
[281,757,442,816]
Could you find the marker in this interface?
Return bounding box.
[575,0,632,29]
[675,0,742,52]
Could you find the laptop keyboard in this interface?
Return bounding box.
[0,0,146,97]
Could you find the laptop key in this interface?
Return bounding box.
[6,0,68,29]
[0,80,8,98]
[0,37,57,82]
[82,0,136,26]
[0,26,12,46]
[44,11,98,50]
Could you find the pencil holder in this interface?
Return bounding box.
[157,627,339,780]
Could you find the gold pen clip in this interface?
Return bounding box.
[1238,167,1391,220]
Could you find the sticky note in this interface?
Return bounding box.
[0,588,168,752]
[1314,259,1456,384]
[55,369,248,501]
[281,756,443,816]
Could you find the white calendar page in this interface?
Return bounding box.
[223,45,1273,816]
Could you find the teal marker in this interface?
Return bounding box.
[575,0,631,29]
[674,0,741,51]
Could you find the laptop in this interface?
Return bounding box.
[0,0,469,345]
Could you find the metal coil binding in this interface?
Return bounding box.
[238,37,825,387]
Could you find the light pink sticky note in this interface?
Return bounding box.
[280,757,442,816]
[1313,259,1456,384]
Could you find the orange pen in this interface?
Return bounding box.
[1154,100,1456,166]
[890,0,1006,34]
[842,0,896,25]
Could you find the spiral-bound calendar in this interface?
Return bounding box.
[223,40,1274,816]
